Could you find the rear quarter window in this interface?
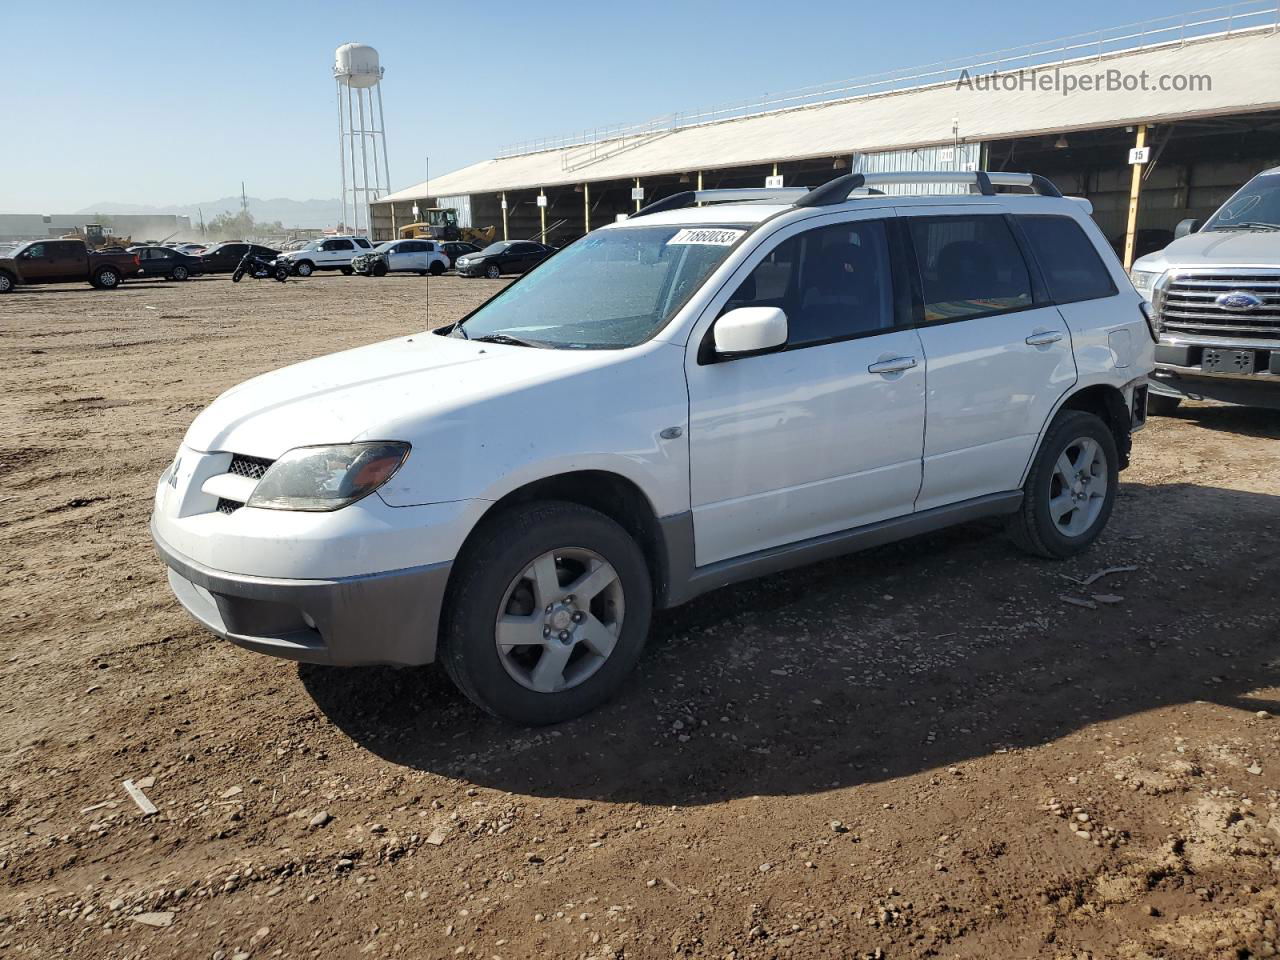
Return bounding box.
[1016,215,1118,304]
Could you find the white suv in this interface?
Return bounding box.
[278,236,373,276]
[152,171,1154,725]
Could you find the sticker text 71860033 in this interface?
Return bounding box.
[666,228,746,246]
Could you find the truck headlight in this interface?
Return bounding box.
[246,442,410,511]
[1129,269,1160,299]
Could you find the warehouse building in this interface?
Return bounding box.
[0,213,193,244]
[372,5,1280,266]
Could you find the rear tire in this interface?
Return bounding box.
[0,270,14,293]
[1007,410,1119,560]
[91,267,120,290]
[1147,394,1182,417]
[274,264,289,282]
[430,261,446,276]
[341,266,353,276]
[440,501,653,725]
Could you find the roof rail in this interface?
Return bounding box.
[797,170,1062,206]
[629,170,1063,218]
[632,187,809,218]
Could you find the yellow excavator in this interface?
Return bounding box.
[398,207,495,246]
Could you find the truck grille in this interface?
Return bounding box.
[1157,272,1280,340]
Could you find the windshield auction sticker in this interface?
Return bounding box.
[666,228,746,246]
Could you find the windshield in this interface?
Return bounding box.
[1204,173,1280,231]
[374,242,393,252]
[480,242,510,255]
[455,224,748,349]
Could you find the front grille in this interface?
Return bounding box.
[1157,272,1280,340]
[216,498,242,515]
[228,454,273,480]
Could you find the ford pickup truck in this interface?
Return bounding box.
[0,239,140,293]
[1131,166,1280,412]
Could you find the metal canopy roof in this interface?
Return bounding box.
[380,27,1280,203]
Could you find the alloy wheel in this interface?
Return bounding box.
[1048,436,1108,537]
[494,548,625,694]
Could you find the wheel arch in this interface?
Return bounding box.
[1057,384,1133,470]
[1019,382,1132,487]
[455,470,674,609]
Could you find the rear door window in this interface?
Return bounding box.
[723,220,897,348]
[1016,215,1117,303]
[908,215,1033,322]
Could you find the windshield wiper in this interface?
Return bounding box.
[471,333,545,348]
[1213,221,1280,232]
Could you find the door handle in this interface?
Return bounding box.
[867,356,918,375]
[1025,331,1064,346]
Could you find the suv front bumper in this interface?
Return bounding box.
[152,519,451,666]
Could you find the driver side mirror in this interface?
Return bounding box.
[713,307,788,357]
[1174,218,1203,239]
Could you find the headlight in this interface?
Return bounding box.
[1129,269,1160,299]
[246,442,410,512]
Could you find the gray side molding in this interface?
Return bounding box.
[657,491,1023,609]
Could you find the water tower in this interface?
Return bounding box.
[334,43,391,236]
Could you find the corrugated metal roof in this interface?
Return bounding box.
[380,29,1280,203]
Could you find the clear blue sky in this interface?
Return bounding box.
[0,0,1214,213]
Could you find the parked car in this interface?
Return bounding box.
[169,243,207,256]
[352,239,450,277]
[454,240,555,278]
[152,170,1153,725]
[130,245,204,281]
[439,240,481,268]
[0,238,139,292]
[277,236,373,277]
[1131,165,1280,412]
[200,242,281,275]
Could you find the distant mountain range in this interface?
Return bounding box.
[75,196,342,228]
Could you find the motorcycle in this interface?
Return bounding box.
[232,250,289,283]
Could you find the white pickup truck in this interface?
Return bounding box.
[1131,166,1280,412]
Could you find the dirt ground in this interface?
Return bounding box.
[1,272,1279,960]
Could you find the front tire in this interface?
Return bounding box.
[293,261,314,277]
[1007,410,1118,559]
[372,261,388,277]
[231,269,245,283]
[440,501,653,725]
[171,264,189,281]
[274,264,289,282]
[485,264,501,279]
[1147,394,1182,417]
[341,266,353,276]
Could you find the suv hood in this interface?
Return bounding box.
[182,332,618,457]
[1134,229,1280,273]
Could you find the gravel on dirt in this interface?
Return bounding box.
[2,273,1279,959]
